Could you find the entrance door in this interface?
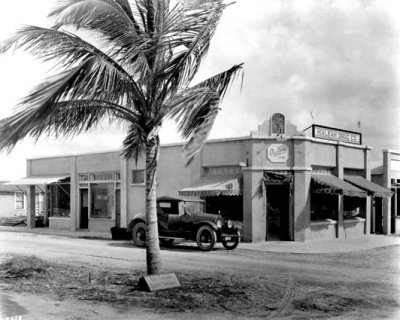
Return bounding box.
[375,197,383,234]
[266,184,290,241]
[80,189,89,229]
[115,189,121,228]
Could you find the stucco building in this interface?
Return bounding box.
[371,149,400,235]
[7,114,392,242]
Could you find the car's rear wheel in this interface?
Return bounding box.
[196,225,217,251]
[132,222,147,247]
[222,233,240,250]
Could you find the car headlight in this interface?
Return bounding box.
[217,219,222,228]
[227,220,233,228]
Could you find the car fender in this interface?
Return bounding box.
[194,220,219,232]
[127,213,146,232]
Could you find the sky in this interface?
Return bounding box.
[0,0,399,180]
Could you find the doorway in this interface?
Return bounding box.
[374,197,383,234]
[115,189,121,228]
[80,189,89,229]
[266,184,290,240]
[391,188,399,233]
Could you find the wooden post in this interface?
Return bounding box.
[26,185,36,228]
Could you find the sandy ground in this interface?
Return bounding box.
[0,231,400,319]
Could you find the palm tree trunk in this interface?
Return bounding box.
[145,136,162,275]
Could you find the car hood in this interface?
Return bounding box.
[191,212,219,222]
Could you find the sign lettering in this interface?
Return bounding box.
[313,126,361,145]
[267,144,288,163]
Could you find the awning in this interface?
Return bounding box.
[263,171,293,184]
[179,174,242,197]
[311,174,367,198]
[344,175,393,198]
[4,175,70,186]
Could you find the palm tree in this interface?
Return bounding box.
[0,0,243,275]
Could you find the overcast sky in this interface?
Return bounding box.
[0,0,399,180]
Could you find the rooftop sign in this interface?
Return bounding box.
[311,125,362,145]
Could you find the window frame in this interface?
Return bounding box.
[15,192,25,210]
[131,169,145,185]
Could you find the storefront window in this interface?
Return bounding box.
[311,194,337,220]
[49,183,71,217]
[35,192,45,215]
[91,183,114,219]
[15,193,25,210]
[344,196,364,219]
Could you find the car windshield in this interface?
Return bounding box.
[183,201,204,215]
[158,201,179,215]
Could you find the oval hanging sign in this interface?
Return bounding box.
[267,144,288,163]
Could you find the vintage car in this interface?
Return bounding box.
[127,196,241,251]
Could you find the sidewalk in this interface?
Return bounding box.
[1,225,400,254]
[239,234,400,254]
[0,225,111,240]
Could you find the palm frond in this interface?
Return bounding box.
[182,94,220,165]
[159,0,228,99]
[0,62,140,152]
[114,0,137,27]
[167,63,243,165]
[121,122,147,161]
[50,0,148,54]
[0,25,147,109]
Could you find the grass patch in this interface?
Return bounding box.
[0,254,285,317]
[0,255,48,278]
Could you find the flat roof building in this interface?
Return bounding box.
[7,114,393,242]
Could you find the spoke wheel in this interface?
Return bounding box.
[222,233,240,250]
[196,225,217,251]
[132,222,147,247]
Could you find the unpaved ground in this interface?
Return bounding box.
[0,231,400,319]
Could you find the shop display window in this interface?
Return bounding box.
[15,192,25,210]
[91,183,114,219]
[344,196,364,219]
[310,194,337,221]
[49,183,71,217]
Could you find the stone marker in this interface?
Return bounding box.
[138,273,181,292]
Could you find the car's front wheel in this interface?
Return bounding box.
[222,232,240,250]
[132,222,147,247]
[196,225,217,251]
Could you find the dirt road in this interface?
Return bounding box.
[1,231,400,319]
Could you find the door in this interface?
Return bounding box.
[80,189,89,229]
[375,197,383,234]
[115,189,121,228]
[266,184,290,241]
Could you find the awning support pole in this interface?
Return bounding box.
[27,185,36,229]
[337,194,344,239]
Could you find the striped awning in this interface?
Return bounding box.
[311,174,367,198]
[179,174,242,197]
[263,171,293,184]
[344,176,393,198]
